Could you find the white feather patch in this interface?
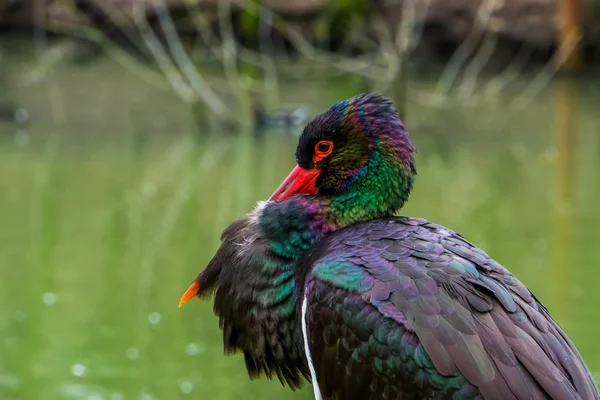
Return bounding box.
[248,200,268,223]
[302,294,323,400]
[235,201,269,256]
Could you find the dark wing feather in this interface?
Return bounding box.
[196,217,309,388]
[301,217,599,400]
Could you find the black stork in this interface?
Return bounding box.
[179,93,599,400]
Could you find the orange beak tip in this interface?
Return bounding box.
[179,281,200,308]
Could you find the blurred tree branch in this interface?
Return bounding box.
[3,0,593,125]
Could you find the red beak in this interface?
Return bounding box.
[269,165,320,202]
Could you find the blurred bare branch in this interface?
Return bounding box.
[482,44,532,98]
[8,0,583,121]
[457,30,497,102]
[152,0,228,114]
[432,0,499,104]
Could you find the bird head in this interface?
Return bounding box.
[269,93,416,218]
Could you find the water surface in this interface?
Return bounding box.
[1,39,599,399]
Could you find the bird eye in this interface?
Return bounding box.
[318,141,330,153]
[313,140,334,163]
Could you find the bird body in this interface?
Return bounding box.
[299,216,597,399]
[180,94,599,399]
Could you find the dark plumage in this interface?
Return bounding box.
[299,217,598,399]
[180,93,599,400]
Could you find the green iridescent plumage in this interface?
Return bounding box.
[330,150,413,226]
[313,261,364,292]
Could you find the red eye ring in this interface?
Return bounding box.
[313,140,334,163]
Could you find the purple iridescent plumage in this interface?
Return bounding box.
[299,217,599,399]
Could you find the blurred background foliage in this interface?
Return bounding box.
[1,1,599,399]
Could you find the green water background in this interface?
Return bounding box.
[1,38,599,399]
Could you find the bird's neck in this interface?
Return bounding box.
[259,151,414,258]
[328,150,414,226]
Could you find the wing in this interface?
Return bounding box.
[195,216,309,388]
[300,217,599,400]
